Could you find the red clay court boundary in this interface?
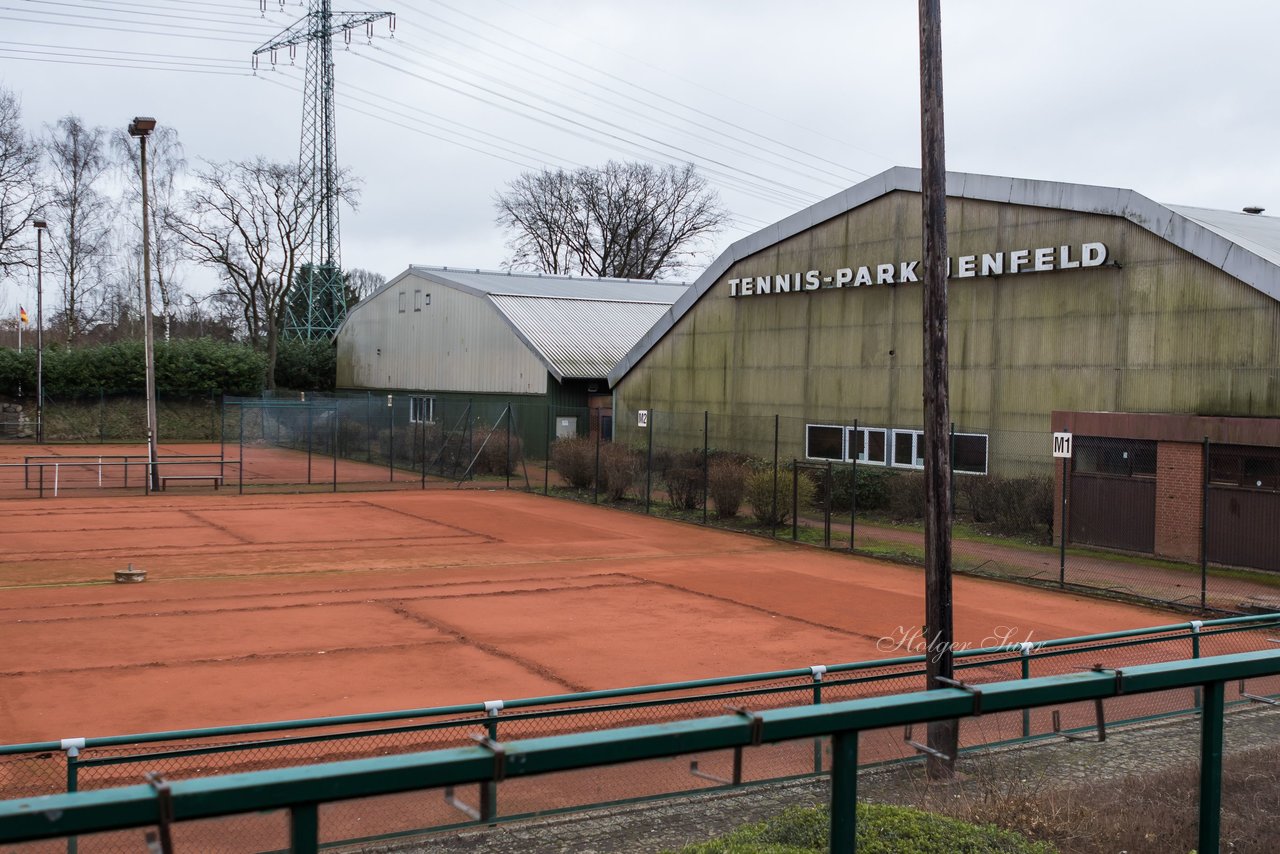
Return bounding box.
[0,486,1179,745]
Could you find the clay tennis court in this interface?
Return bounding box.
[0,475,1177,746]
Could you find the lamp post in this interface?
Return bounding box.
[128,116,161,492]
[32,219,47,443]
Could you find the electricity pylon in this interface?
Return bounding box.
[254,1,393,340]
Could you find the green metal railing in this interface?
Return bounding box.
[0,613,1276,848]
[1,649,1277,853]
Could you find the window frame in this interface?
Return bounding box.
[952,432,989,475]
[397,291,407,313]
[890,428,925,470]
[847,426,888,466]
[805,423,846,461]
[409,395,435,425]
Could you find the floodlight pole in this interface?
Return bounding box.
[33,220,47,443]
[129,117,161,492]
[919,0,957,779]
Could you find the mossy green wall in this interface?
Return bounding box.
[614,192,1280,467]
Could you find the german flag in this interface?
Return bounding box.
[19,306,28,325]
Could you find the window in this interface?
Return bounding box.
[413,289,423,311]
[409,396,435,424]
[953,433,989,474]
[847,427,887,465]
[398,291,407,313]
[806,424,845,461]
[1074,437,1156,477]
[891,429,924,469]
[1209,445,1280,490]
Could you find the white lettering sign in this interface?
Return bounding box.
[638,410,649,428]
[729,242,1109,299]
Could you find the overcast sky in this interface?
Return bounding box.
[3,0,1279,313]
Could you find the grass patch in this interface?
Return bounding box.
[664,803,1055,854]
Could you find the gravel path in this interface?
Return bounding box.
[355,704,1280,854]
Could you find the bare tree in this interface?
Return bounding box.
[114,125,186,341]
[343,267,385,307]
[44,115,114,341]
[168,157,357,387]
[0,86,43,280]
[495,161,727,280]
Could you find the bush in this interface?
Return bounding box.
[668,803,1055,854]
[824,466,893,513]
[550,437,596,489]
[0,338,266,398]
[886,471,926,520]
[273,338,336,391]
[471,423,522,476]
[708,459,750,518]
[959,475,1055,542]
[746,466,816,527]
[663,449,706,511]
[598,443,641,501]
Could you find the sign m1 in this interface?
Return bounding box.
[1052,432,1073,458]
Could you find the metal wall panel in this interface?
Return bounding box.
[336,275,548,395]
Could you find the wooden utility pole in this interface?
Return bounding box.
[918,0,957,779]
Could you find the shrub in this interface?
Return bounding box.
[550,437,596,489]
[663,449,706,511]
[471,423,522,476]
[598,443,641,501]
[708,459,750,518]
[959,475,1055,542]
[826,466,893,513]
[668,803,1055,854]
[886,471,926,520]
[273,338,336,391]
[746,466,816,527]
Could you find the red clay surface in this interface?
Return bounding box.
[0,482,1179,746]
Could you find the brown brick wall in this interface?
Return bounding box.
[1154,441,1203,563]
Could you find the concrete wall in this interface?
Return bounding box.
[615,192,1280,468]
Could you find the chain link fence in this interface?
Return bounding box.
[2,616,1276,850]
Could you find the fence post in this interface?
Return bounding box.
[544,406,551,496]
[306,400,314,485]
[332,405,339,493]
[387,394,394,483]
[792,459,799,542]
[1201,436,1209,610]
[772,415,779,539]
[824,460,833,548]
[506,404,512,490]
[290,804,319,853]
[366,392,373,462]
[63,738,83,854]
[645,410,654,515]
[811,665,826,773]
[702,410,709,525]
[1191,620,1203,710]
[593,424,601,505]
[1020,641,1033,738]
[849,418,859,551]
[238,404,245,495]
[98,388,106,444]
[829,730,859,854]
[1198,680,1225,854]
[1059,427,1068,588]
[482,701,502,823]
[949,422,956,520]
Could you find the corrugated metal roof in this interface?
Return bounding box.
[1166,205,1280,269]
[488,295,673,380]
[407,265,690,303]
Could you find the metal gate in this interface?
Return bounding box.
[1206,444,1280,572]
[1069,437,1156,552]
